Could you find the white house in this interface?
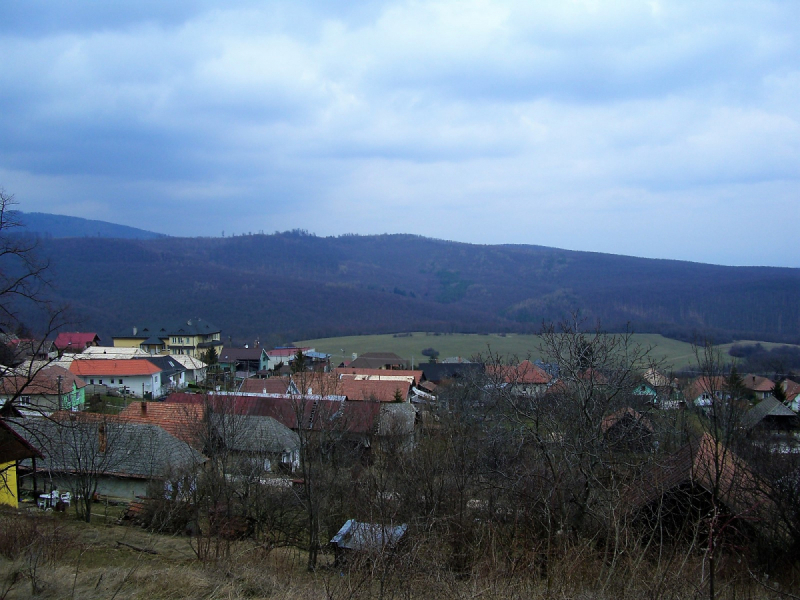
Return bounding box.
[69,359,162,399]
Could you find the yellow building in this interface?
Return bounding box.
[0,419,43,508]
[112,319,222,359]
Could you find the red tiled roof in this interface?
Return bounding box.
[486,360,551,385]
[337,379,410,403]
[239,378,292,394]
[266,347,311,358]
[601,407,654,434]
[627,433,770,517]
[742,374,775,393]
[0,365,86,396]
[70,359,161,377]
[295,373,409,402]
[784,379,800,401]
[165,392,381,434]
[335,368,424,386]
[118,401,205,448]
[54,332,99,350]
[684,376,728,401]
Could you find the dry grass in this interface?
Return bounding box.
[0,508,794,599]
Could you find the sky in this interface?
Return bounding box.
[1,1,799,267]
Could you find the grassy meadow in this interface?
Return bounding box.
[297,332,798,371]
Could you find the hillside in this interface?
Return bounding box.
[19,212,167,240]
[27,230,799,345]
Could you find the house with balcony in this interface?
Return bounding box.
[112,319,223,359]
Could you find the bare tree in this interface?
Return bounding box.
[288,370,365,571]
[0,189,70,431]
[20,414,129,522]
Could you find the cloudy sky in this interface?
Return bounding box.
[1,1,798,267]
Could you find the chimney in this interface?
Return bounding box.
[133,326,137,336]
[141,401,147,415]
[99,424,107,453]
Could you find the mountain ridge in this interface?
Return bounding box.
[14,212,799,346]
[18,211,168,240]
[6,225,789,347]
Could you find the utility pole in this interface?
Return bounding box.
[56,374,63,411]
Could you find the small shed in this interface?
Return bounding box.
[330,519,408,564]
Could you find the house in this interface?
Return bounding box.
[112,319,223,358]
[336,368,424,387]
[626,433,776,539]
[783,379,800,411]
[1,338,55,367]
[601,407,654,451]
[169,354,207,385]
[260,347,313,372]
[0,417,43,507]
[419,362,482,385]
[301,372,414,403]
[632,381,659,402]
[118,401,206,450]
[134,355,187,396]
[0,365,86,415]
[13,414,206,501]
[217,347,262,374]
[69,359,161,399]
[684,376,730,408]
[742,375,776,400]
[348,352,408,370]
[239,377,293,395]
[330,519,407,564]
[740,396,800,436]
[643,368,672,388]
[54,332,100,354]
[486,360,552,397]
[213,414,300,474]
[77,347,150,359]
[166,392,417,456]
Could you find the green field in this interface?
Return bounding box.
[296,332,799,371]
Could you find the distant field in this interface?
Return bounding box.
[296,333,800,371]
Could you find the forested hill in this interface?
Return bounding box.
[19,212,167,240]
[33,231,800,345]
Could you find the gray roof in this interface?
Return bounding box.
[330,519,407,551]
[136,355,186,377]
[741,396,799,430]
[211,413,299,454]
[12,416,205,479]
[116,319,220,339]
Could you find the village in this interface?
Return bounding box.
[2,318,800,597]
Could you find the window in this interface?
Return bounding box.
[99,380,103,385]
[19,395,31,406]
[90,379,94,385]
[119,379,123,384]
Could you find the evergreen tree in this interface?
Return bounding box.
[291,349,306,374]
[773,380,788,404]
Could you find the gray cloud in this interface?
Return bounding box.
[0,0,798,266]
